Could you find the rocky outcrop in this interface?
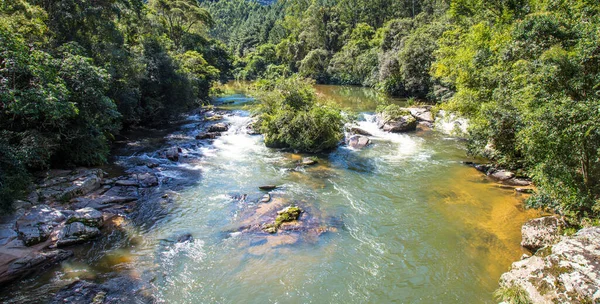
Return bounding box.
[407,107,434,123]
[499,227,600,303]
[56,222,101,247]
[377,113,417,133]
[67,208,104,228]
[2,250,73,284]
[346,135,371,149]
[165,147,180,161]
[37,169,104,202]
[15,205,65,246]
[521,216,562,252]
[208,123,229,133]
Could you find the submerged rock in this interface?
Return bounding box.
[346,135,371,149]
[499,227,600,303]
[259,185,277,191]
[521,216,562,252]
[301,158,318,166]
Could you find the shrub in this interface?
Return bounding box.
[253,76,345,153]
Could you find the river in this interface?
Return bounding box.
[1,84,541,303]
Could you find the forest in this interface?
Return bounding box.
[2,0,600,227]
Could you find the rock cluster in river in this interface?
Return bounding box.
[0,166,164,285]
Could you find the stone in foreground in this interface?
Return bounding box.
[499,227,600,304]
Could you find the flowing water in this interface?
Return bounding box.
[1,84,542,303]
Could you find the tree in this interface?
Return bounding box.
[150,0,214,48]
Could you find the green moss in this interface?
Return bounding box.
[494,285,533,304]
[262,206,302,234]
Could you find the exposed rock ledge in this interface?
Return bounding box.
[498,226,600,303]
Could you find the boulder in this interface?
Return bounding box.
[377,113,417,133]
[521,216,562,252]
[196,132,221,140]
[68,208,103,228]
[489,170,515,181]
[56,222,101,247]
[301,158,318,166]
[114,179,139,187]
[166,147,179,161]
[346,135,371,149]
[503,177,532,187]
[60,174,102,201]
[349,127,373,136]
[407,107,434,122]
[499,227,600,304]
[137,173,158,188]
[15,205,65,246]
[208,123,229,133]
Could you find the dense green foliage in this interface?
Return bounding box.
[0,0,230,211]
[2,0,600,224]
[252,76,344,153]
[200,0,448,98]
[204,0,600,223]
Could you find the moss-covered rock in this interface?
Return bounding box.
[262,206,302,234]
[376,104,417,133]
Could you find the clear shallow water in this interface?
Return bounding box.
[1,87,541,303]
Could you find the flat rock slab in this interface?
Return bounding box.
[2,249,73,284]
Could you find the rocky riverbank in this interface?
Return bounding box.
[498,218,600,303]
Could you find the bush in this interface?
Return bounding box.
[253,76,345,152]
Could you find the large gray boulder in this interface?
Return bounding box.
[407,107,434,123]
[498,227,600,303]
[15,205,65,246]
[56,222,101,247]
[521,216,562,252]
[346,135,371,149]
[377,113,417,132]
